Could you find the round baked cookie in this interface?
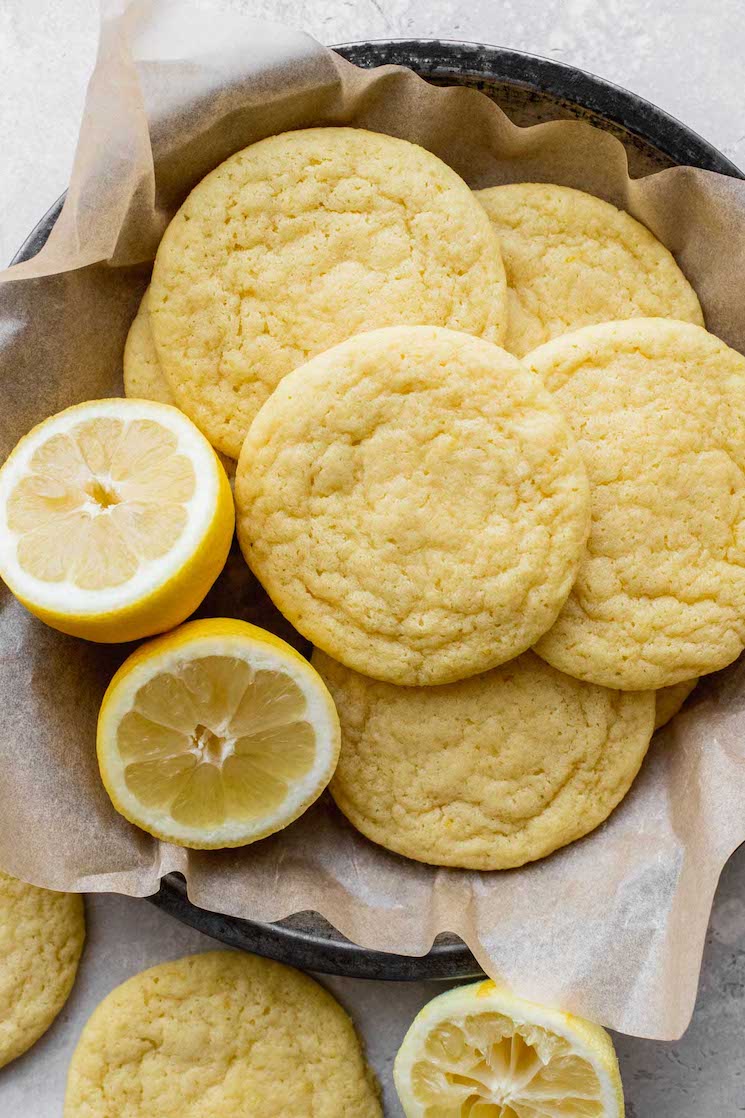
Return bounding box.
[313,648,655,870]
[150,127,508,459]
[477,183,703,357]
[236,325,590,686]
[123,287,236,478]
[655,679,698,730]
[529,318,745,689]
[64,951,381,1118]
[123,286,173,405]
[0,871,85,1067]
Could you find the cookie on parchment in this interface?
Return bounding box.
[313,649,655,870]
[477,183,703,357]
[63,951,381,1118]
[0,871,85,1068]
[236,325,590,686]
[529,318,745,690]
[122,286,173,405]
[150,127,508,459]
[655,679,698,730]
[123,287,236,478]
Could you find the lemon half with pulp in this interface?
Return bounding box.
[97,618,341,848]
[394,979,624,1118]
[0,398,234,642]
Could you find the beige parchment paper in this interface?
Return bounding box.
[2,0,745,1041]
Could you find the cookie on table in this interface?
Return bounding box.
[123,286,235,478]
[64,951,381,1118]
[236,325,590,686]
[477,183,703,357]
[529,318,745,690]
[655,679,698,730]
[0,871,85,1068]
[313,649,655,870]
[150,126,508,459]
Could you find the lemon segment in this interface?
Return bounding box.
[0,399,234,642]
[97,618,341,848]
[394,981,624,1118]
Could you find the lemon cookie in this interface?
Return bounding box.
[313,649,655,870]
[477,183,703,357]
[150,127,507,458]
[0,871,84,1067]
[655,679,697,730]
[123,288,236,477]
[123,287,172,404]
[236,325,590,686]
[64,951,381,1118]
[529,318,745,689]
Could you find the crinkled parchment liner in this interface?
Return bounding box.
[2,0,745,1040]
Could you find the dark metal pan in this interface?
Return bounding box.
[12,38,741,980]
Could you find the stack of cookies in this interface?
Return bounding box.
[121,125,745,870]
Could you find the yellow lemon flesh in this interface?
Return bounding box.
[97,618,341,848]
[0,399,234,642]
[394,980,624,1118]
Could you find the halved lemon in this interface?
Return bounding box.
[97,618,341,848]
[394,980,624,1118]
[0,399,234,642]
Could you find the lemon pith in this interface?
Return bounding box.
[97,618,341,848]
[394,980,624,1118]
[0,399,234,642]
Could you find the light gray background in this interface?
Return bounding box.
[1,2,744,1115]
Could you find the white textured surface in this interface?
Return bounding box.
[3,0,745,265]
[1,2,745,1116]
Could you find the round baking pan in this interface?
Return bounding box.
[339,39,741,176]
[11,39,742,981]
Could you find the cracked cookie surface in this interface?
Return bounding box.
[236,325,590,686]
[0,871,84,1067]
[123,286,174,405]
[150,127,507,459]
[529,318,745,689]
[123,286,236,478]
[64,951,381,1118]
[313,649,655,870]
[477,183,703,358]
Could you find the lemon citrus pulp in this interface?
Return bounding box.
[97,618,341,848]
[0,398,234,642]
[394,980,624,1118]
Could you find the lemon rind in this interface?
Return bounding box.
[97,618,341,848]
[393,980,624,1118]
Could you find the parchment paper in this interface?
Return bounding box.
[1,0,744,1041]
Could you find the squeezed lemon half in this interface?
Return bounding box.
[97,618,341,848]
[394,980,624,1118]
[0,398,234,642]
